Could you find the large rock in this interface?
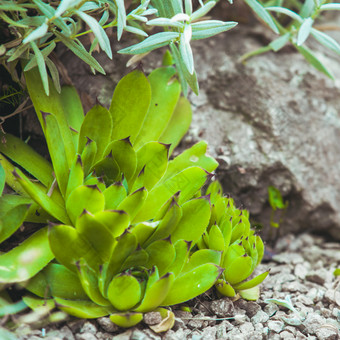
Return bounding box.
[57,22,340,240]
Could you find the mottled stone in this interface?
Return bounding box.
[280,330,295,339]
[75,333,98,340]
[97,317,120,333]
[209,298,234,317]
[267,320,284,333]
[315,327,338,340]
[251,310,269,324]
[143,311,163,325]
[80,321,97,334]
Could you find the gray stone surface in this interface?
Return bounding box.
[55,16,340,240]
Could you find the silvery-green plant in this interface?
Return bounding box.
[241,0,340,79]
[0,0,238,96]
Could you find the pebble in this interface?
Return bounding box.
[306,270,326,285]
[143,311,163,325]
[315,327,339,340]
[251,310,269,324]
[209,298,234,317]
[267,320,284,333]
[75,333,98,340]
[280,330,295,339]
[97,317,120,333]
[80,321,97,334]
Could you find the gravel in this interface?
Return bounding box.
[7,233,340,339]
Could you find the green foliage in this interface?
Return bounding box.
[0,0,237,96]
[268,185,288,228]
[241,0,340,79]
[0,66,267,329]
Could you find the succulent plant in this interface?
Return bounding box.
[0,64,268,329]
[198,181,270,301]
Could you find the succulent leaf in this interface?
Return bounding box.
[66,185,105,224]
[78,105,112,163]
[109,312,144,328]
[103,183,127,210]
[134,67,181,149]
[107,273,142,311]
[162,263,223,306]
[110,70,151,143]
[54,297,114,318]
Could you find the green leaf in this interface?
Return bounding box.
[103,183,127,210]
[265,7,303,22]
[295,45,334,79]
[164,141,218,180]
[159,97,192,155]
[165,240,190,277]
[117,187,147,221]
[244,0,279,33]
[0,133,54,188]
[134,67,181,148]
[169,42,199,96]
[81,139,97,176]
[45,57,61,94]
[239,286,260,301]
[66,185,105,224]
[145,238,176,276]
[60,85,84,143]
[78,105,112,163]
[109,312,143,328]
[92,153,121,186]
[135,273,175,313]
[0,227,54,283]
[171,197,211,246]
[30,41,49,95]
[143,198,182,247]
[110,70,151,144]
[183,249,222,273]
[134,167,208,222]
[179,28,194,75]
[77,259,110,306]
[41,112,69,196]
[268,186,285,210]
[297,17,314,46]
[66,155,84,198]
[215,279,236,297]
[104,139,137,182]
[224,255,253,285]
[54,32,105,74]
[334,268,340,276]
[12,168,70,224]
[54,297,113,318]
[23,22,48,44]
[94,210,130,238]
[25,263,88,300]
[269,33,291,52]
[24,68,76,168]
[191,1,216,21]
[133,142,169,191]
[76,211,115,262]
[120,248,149,272]
[108,273,142,311]
[115,0,126,40]
[162,264,222,305]
[208,224,225,252]
[118,32,180,55]
[106,231,137,282]
[75,10,112,59]
[0,196,30,243]
[311,28,340,55]
[48,224,101,272]
[233,270,270,290]
[191,20,238,40]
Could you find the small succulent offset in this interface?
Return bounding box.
[0,66,268,328]
[199,181,270,301]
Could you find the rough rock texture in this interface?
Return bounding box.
[53,17,340,240]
